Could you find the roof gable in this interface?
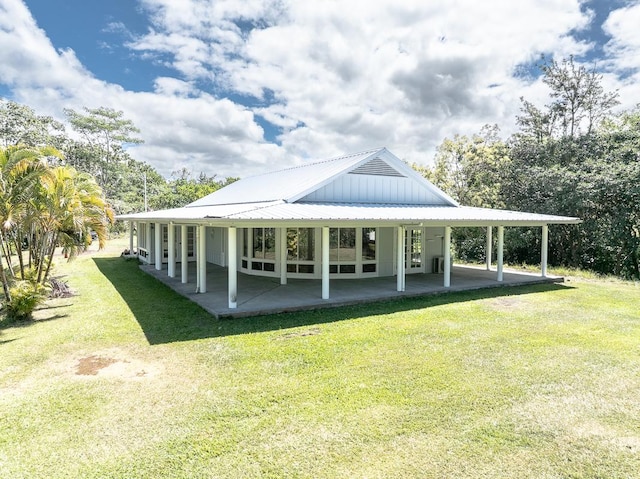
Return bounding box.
[187,147,458,208]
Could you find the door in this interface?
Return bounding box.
[405,228,424,274]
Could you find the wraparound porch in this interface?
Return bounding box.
[141,262,563,318]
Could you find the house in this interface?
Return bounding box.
[118,147,580,314]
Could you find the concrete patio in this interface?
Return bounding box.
[141,262,564,318]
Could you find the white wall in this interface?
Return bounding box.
[377,227,395,276]
[424,227,445,273]
[300,174,449,205]
[206,227,227,266]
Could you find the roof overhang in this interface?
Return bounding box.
[117,202,581,228]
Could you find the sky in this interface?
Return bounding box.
[0,0,639,179]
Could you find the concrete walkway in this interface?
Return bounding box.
[141,262,564,318]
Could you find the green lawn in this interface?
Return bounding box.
[1,240,639,478]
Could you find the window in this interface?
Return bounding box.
[330,228,356,262]
[361,227,376,273]
[286,228,315,274]
[329,228,378,276]
[287,228,315,261]
[253,228,276,260]
[408,229,422,269]
[243,227,277,274]
[242,228,248,257]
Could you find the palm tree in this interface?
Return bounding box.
[34,165,113,283]
[0,145,56,300]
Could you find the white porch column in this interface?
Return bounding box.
[322,226,330,299]
[129,221,134,255]
[497,226,504,282]
[541,225,548,278]
[228,227,237,308]
[167,222,176,278]
[154,222,162,271]
[396,226,405,292]
[444,226,451,288]
[280,227,287,285]
[198,224,207,293]
[145,222,151,264]
[181,225,188,284]
[486,226,492,271]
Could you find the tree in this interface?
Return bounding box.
[516,56,619,141]
[0,100,65,148]
[152,169,238,210]
[505,57,638,278]
[0,145,53,300]
[64,107,143,197]
[413,125,511,262]
[418,125,510,209]
[33,165,114,283]
[0,145,114,319]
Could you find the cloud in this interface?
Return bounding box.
[603,2,640,75]
[2,0,638,182]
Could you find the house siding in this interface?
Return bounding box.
[299,174,449,205]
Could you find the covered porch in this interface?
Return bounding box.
[141,261,563,318]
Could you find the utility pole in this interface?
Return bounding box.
[143,172,148,212]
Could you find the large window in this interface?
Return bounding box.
[242,227,276,273]
[287,228,315,274]
[329,228,376,275]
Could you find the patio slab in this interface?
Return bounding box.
[140,263,564,318]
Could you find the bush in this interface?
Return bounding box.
[4,280,49,322]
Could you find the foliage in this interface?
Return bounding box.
[413,125,510,262]
[63,107,144,199]
[516,55,619,140]
[507,75,640,279]
[3,279,48,321]
[417,56,639,279]
[151,168,238,210]
[0,100,65,148]
[0,145,114,305]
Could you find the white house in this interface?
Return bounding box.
[118,148,580,311]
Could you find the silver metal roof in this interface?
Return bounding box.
[117,147,580,227]
[119,201,580,226]
[188,148,384,207]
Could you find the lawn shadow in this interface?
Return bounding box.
[94,256,573,345]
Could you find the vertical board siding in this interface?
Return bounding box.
[301,174,447,205]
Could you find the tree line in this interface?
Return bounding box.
[415,57,640,279]
[0,102,237,218]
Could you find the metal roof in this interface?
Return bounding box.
[188,148,384,207]
[119,201,580,226]
[117,147,580,227]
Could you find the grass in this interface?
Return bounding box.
[1,239,639,478]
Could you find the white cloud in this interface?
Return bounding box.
[2,0,638,181]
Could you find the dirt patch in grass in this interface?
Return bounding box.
[76,355,118,375]
[71,349,162,380]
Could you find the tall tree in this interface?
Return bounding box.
[0,100,65,148]
[417,124,510,208]
[64,107,143,197]
[516,56,619,142]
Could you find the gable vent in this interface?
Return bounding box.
[348,158,405,177]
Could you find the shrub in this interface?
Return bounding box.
[4,280,49,322]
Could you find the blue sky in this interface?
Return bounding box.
[1,0,639,178]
